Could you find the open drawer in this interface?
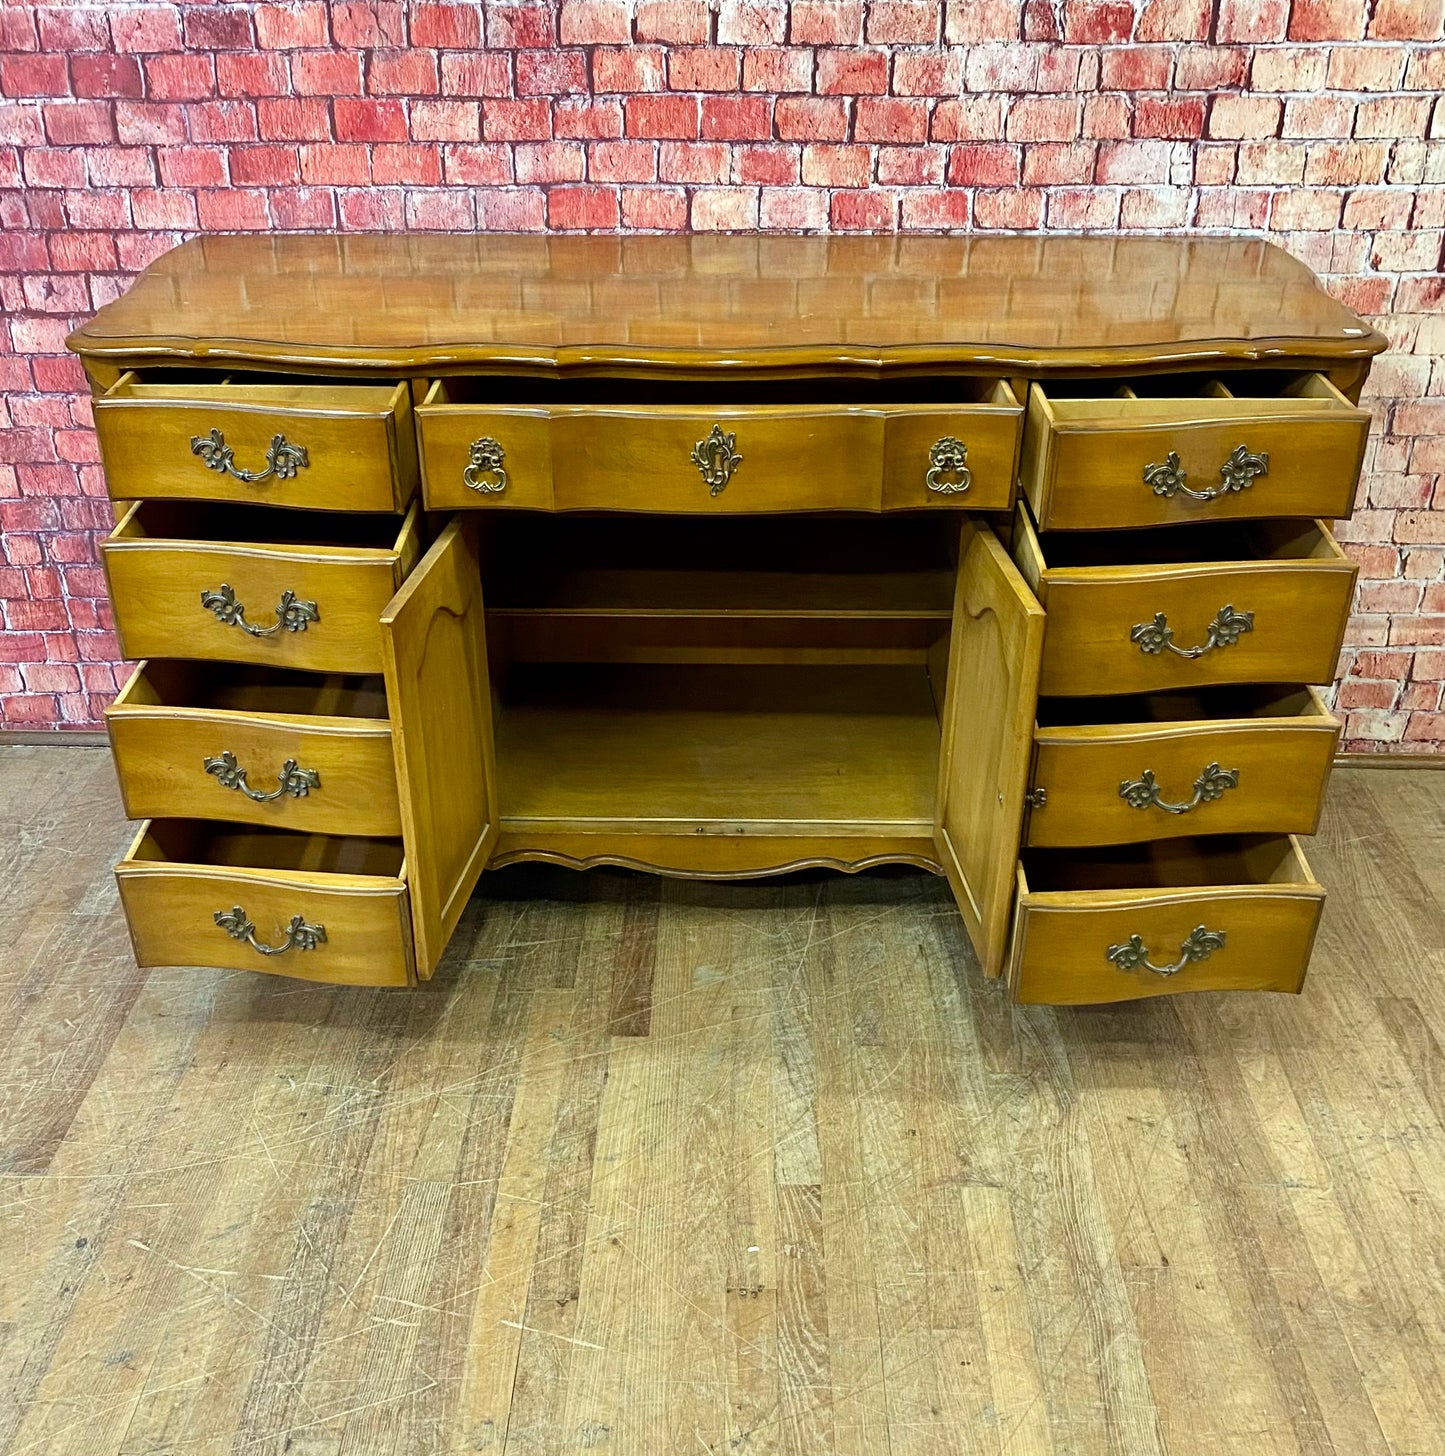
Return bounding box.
[116,821,415,986]
[1008,835,1324,1005]
[1020,374,1370,530]
[102,500,422,675]
[1027,685,1339,847]
[1012,506,1357,695]
[107,661,400,837]
[93,373,419,512]
[416,379,1023,513]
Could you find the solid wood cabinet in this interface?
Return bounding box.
[70,234,1386,1003]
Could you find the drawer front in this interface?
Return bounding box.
[117,865,413,986]
[1027,717,1338,847]
[108,708,401,837]
[420,403,1021,513]
[104,540,401,674]
[94,381,417,513]
[1008,877,1323,1005]
[1022,380,1370,531]
[1038,561,1355,695]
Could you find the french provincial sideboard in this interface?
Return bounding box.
[67,234,1386,1005]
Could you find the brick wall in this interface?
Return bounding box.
[1,0,1442,750]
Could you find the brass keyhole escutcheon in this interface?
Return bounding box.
[692,424,741,496]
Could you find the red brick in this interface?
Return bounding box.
[878,144,945,185]
[555,100,625,137]
[589,139,658,182]
[595,46,667,92]
[126,187,193,230]
[484,4,556,47]
[292,52,365,96]
[1100,47,1172,91]
[42,104,113,147]
[190,100,260,143]
[231,144,301,185]
[1120,185,1190,227]
[1356,95,1432,138]
[1048,186,1122,226]
[411,99,481,140]
[1096,139,1175,183]
[483,98,554,140]
[1209,96,1283,140]
[1006,97,1083,142]
[115,102,188,145]
[790,1,865,43]
[0,9,38,50]
[733,141,798,183]
[1327,45,1408,88]
[946,142,1022,185]
[440,53,512,97]
[338,187,404,228]
[637,1,712,42]
[718,1,787,44]
[254,3,330,49]
[776,96,848,141]
[1084,94,1133,138]
[515,140,586,182]
[1134,97,1206,139]
[301,143,373,184]
[260,97,334,141]
[1022,141,1096,185]
[184,8,257,49]
[218,54,289,98]
[514,49,587,95]
[866,2,938,42]
[743,48,815,92]
[270,186,337,229]
[1282,96,1354,139]
[626,94,699,139]
[406,188,475,229]
[691,185,759,229]
[932,97,1009,141]
[701,95,771,140]
[1218,0,1289,40]
[197,188,271,230]
[0,56,70,99]
[1337,678,1403,709]
[893,53,965,95]
[412,3,485,46]
[620,184,689,228]
[1063,0,1134,41]
[899,188,971,228]
[659,140,729,181]
[1305,141,1390,186]
[973,187,1045,227]
[946,0,1023,41]
[70,55,145,100]
[672,49,742,91]
[855,98,928,143]
[548,183,620,228]
[559,1,633,43]
[110,5,184,53]
[1252,47,1330,91]
[801,142,871,186]
[831,189,898,229]
[37,9,109,51]
[443,142,514,183]
[1290,0,1367,39]
[1174,47,1249,89]
[816,49,889,94]
[372,143,443,183]
[370,49,440,95]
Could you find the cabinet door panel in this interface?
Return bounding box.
[934,521,1045,977]
[381,518,498,978]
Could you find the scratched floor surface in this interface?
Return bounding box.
[2,745,1445,1455]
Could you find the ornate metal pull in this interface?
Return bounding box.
[204,750,321,803]
[1119,762,1239,814]
[200,584,319,638]
[692,424,741,496]
[191,428,309,484]
[214,906,327,958]
[925,436,971,495]
[1130,604,1253,659]
[1143,444,1269,502]
[463,436,507,494]
[1107,925,1226,978]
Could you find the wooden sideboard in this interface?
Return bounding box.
[68,234,1386,1005]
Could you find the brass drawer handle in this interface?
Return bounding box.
[204,750,321,803]
[201,584,320,637]
[191,428,309,484]
[925,436,971,494]
[214,906,327,957]
[692,424,741,496]
[1107,925,1226,978]
[463,436,507,494]
[1130,604,1253,659]
[1120,762,1239,814]
[1143,444,1269,502]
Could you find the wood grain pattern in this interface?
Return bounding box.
[3,747,1442,1454]
[67,234,1387,375]
[102,500,421,676]
[94,376,417,513]
[1022,374,1370,530]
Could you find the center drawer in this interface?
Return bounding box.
[106,661,400,837]
[93,374,419,513]
[1008,835,1324,1005]
[102,501,421,675]
[1021,374,1369,530]
[416,381,1022,513]
[1012,507,1357,695]
[1027,685,1339,847]
[116,820,415,986]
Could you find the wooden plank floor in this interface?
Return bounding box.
[2,746,1444,1456]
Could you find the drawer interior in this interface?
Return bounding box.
[1035,684,1328,729]
[104,371,404,414]
[1033,370,1353,415]
[132,820,405,877]
[1030,516,1340,570]
[112,499,412,551]
[423,374,1014,407]
[1021,834,1312,893]
[119,661,388,720]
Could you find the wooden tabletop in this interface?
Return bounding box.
[68,233,1387,376]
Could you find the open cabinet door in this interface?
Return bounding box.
[935,520,1045,978]
[381,517,498,978]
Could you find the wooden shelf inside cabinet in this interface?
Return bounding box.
[492,663,942,839]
